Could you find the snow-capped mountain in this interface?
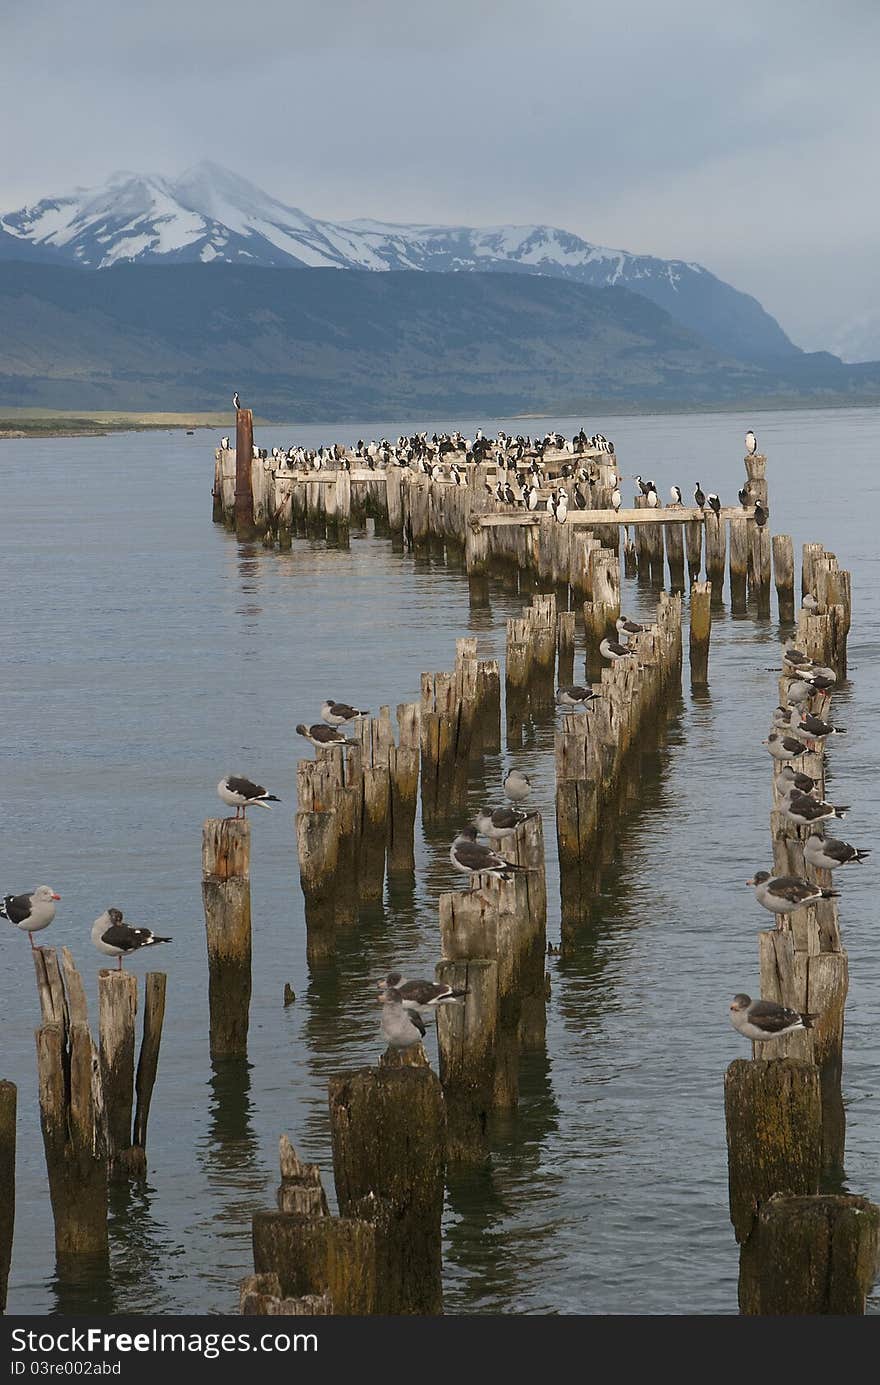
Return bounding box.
[0,161,799,364]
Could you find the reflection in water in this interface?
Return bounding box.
[50,1255,115,1317]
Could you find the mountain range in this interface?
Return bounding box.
[1,161,798,368]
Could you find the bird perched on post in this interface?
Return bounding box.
[670,485,683,507]
[616,616,648,637]
[738,484,750,507]
[729,993,814,1043]
[474,805,535,840]
[611,486,622,513]
[1,885,60,948]
[600,636,636,662]
[754,501,768,528]
[707,493,721,515]
[232,391,241,409]
[321,699,369,727]
[449,826,528,884]
[296,723,346,749]
[91,908,171,970]
[804,832,869,870]
[745,429,757,455]
[503,769,532,804]
[555,685,598,710]
[379,972,468,1015]
[693,482,706,510]
[217,774,281,818]
[379,988,427,1051]
[747,871,838,929]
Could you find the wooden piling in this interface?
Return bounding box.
[252,1213,378,1315]
[704,511,726,597]
[0,1081,14,1312]
[685,516,703,584]
[98,971,137,1182]
[688,581,712,688]
[749,522,772,612]
[388,705,420,874]
[435,957,497,1164]
[728,515,749,612]
[772,534,795,623]
[34,947,108,1261]
[746,1194,880,1315]
[745,452,768,506]
[556,611,576,688]
[328,1067,446,1314]
[234,408,256,540]
[665,521,685,592]
[202,818,251,1056]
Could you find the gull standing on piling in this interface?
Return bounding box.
[745,429,758,455]
[555,685,598,710]
[781,788,848,826]
[450,826,528,884]
[694,482,706,510]
[474,806,535,840]
[763,732,809,763]
[217,774,281,818]
[232,391,241,409]
[729,994,814,1043]
[91,908,171,970]
[1,885,60,948]
[600,637,636,662]
[804,833,870,869]
[504,769,532,804]
[617,616,648,636]
[747,871,839,929]
[321,699,369,727]
[670,485,683,506]
[296,723,347,749]
[379,972,468,1015]
[379,988,427,1050]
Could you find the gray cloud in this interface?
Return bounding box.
[3,0,879,354]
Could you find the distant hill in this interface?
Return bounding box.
[1,263,878,420]
[0,161,800,367]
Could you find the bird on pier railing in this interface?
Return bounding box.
[232,391,241,409]
[754,500,768,527]
[380,972,468,1015]
[746,871,838,929]
[804,833,870,870]
[296,722,347,750]
[321,699,369,727]
[503,769,532,804]
[633,475,653,498]
[745,429,757,455]
[554,487,569,523]
[221,435,230,450]
[91,908,171,971]
[670,485,683,506]
[449,826,529,884]
[646,485,659,508]
[730,994,815,1043]
[707,493,721,515]
[611,486,622,512]
[694,482,706,510]
[379,988,427,1051]
[1,885,60,949]
[555,685,598,711]
[217,774,282,818]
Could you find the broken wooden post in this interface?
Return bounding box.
[132,973,167,1162]
[0,1080,15,1312]
[235,407,256,540]
[689,581,712,688]
[98,970,137,1182]
[202,817,251,1056]
[747,1194,880,1315]
[685,516,703,584]
[728,515,749,613]
[328,1067,446,1314]
[772,533,795,624]
[704,511,726,598]
[33,947,108,1261]
[388,703,420,874]
[665,520,685,592]
[556,610,576,688]
[435,957,497,1164]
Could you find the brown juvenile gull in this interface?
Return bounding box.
[730,993,815,1043]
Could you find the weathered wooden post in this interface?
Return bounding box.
[689,581,712,688]
[724,1057,821,1313]
[388,703,420,874]
[202,818,251,1056]
[685,516,703,584]
[0,1080,14,1312]
[133,973,167,1160]
[729,515,749,612]
[98,971,137,1182]
[772,534,795,623]
[665,521,685,592]
[235,408,256,540]
[748,1195,879,1315]
[749,522,772,614]
[33,948,108,1262]
[328,1067,446,1314]
[556,610,576,688]
[704,511,726,598]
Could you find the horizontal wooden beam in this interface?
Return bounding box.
[478,506,753,528]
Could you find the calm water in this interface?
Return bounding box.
[1,406,878,1316]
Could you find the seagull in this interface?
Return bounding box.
[1,886,60,948]
[555,685,598,710]
[747,871,838,928]
[670,485,683,506]
[321,699,369,727]
[754,501,768,528]
[781,789,848,826]
[379,988,427,1050]
[802,593,819,613]
[804,832,869,870]
[694,482,706,510]
[616,616,648,636]
[793,711,845,744]
[745,429,757,456]
[707,493,721,515]
[503,769,532,804]
[232,391,241,409]
[730,994,814,1043]
[782,647,814,671]
[777,764,819,795]
[379,972,467,1015]
[296,723,347,749]
[91,908,171,971]
[450,826,528,883]
[474,806,535,840]
[763,733,808,762]
[217,774,281,818]
[600,637,636,662]
[784,678,815,707]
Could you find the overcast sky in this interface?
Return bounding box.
[5,0,879,355]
